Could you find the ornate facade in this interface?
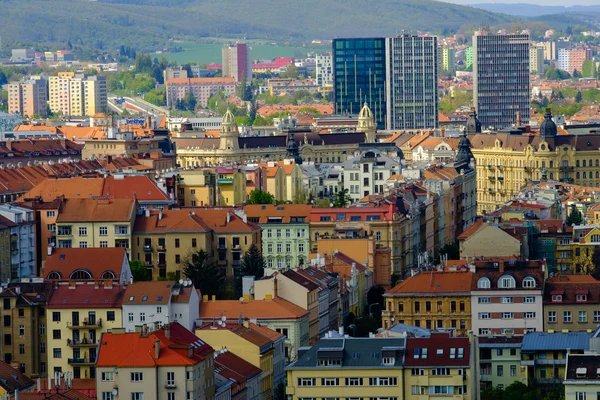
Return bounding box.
[174,105,377,168]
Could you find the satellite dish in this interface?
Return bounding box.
[179,279,184,284]
[112,389,118,396]
[221,315,226,322]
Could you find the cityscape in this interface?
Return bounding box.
[1,1,600,400]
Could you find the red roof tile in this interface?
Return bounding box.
[48,284,126,309]
[44,248,127,281]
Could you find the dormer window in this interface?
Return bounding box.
[382,357,394,366]
[576,294,588,302]
[477,277,491,289]
[522,276,536,288]
[552,294,562,302]
[498,275,516,289]
[576,367,587,378]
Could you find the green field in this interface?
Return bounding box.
[163,41,329,64]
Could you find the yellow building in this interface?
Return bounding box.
[457,220,521,259]
[470,109,600,214]
[55,198,136,256]
[0,217,12,278]
[216,167,247,205]
[81,134,162,160]
[286,337,405,400]
[48,72,106,117]
[382,271,473,335]
[46,283,125,378]
[177,169,217,207]
[196,321,276,400]
[544,275,600,332]
[564,354,600,400]
[569,225,600,274]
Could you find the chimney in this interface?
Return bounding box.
[164,324,170,339]
[516,111,522,127]
[145,208,150,218]
[226,212,231,224]
[158,210,163,221]
[273,276,278,298]
[499,261,505,274]
[211,295,216,302]
[202,295,208,302]
[107,155,113,165]
[154,340,160,359]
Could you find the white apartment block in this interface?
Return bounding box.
[315,53,333,86]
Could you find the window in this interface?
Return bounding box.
[298,243,304,253]
[53,348,62,358]
[502,312,513,319]
[497,348,503,356]
[276,229,282,238]
[524,296,535,303]
[102,393,114,400]
[579,311,588,323]
[285,243,291,253]
[99,227,108,236]
[458,348,464,359]
[107,311,115,321]
[18,325,24,336]
[498,275,516,288]
[497,365,503,376]
[297,378,315,387]
[477,277,491,289]
[175,239,180,248]
[52,312,61,322]
[564,311,572,323]
[130,372,143,382]
[522,276,536,288]
[267,229,272,238]
[128,313,134,322]
[479,312,491,320]
[40,343,46,353]
[40,324,45,335]
[577,294,588,302]
[450,348,456,359]
[414,302,420,313]
[368,377,397,386]
[101,372,114,381]
[79,241,88,248]
[501,297,513,304]
[375,232,381,241]
[525,312,536,319]
[411,369,425,376]
[575,393,586,400]
[100,241,108,248]
[432,368,450,376]
[552,294,562,302]
[192,238,197,247]
[79,227,87,236]
[175,255,181,264]
[321,378,339,386]
[47,211,55,217]
[53,330,61,339]
[131,394,143,400]
[140,313,146,322]
[345,378,363,386]
[19,344,25,354]
[115,226,128,235]
[510,365,517,376]
[478,297,491,304]
[594,311,600,322]
[167,372,175,387]
[548,311,556,323]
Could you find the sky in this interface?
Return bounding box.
[444,0,599,5]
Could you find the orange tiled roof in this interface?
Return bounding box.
[199,297,308,320]
[386,271,473,295]
[166,77,235,85]
[48,284,125,308]
[124,281,174,305]
[56,198,134,223]
[44,247,127,280]
[244,204,311,223]
[457,218,485,240]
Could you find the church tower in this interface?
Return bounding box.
[219,109,239,151]
[466,106,482,135]
[358,103,377,143]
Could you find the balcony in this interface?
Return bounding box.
[218,243,227,250]
[535,359,566,366]
[144,261,153,267]
[232,244,241,252]
[164,382,177,389]
[67,319,102,329]
[143,245,152,252]
[158,260,167,267]
[157,245,166,252]
[68,357,96,365]
[232,259,241,266]
[536,378,562,385]
[67,339,97,347]
[559,166,574,172]
[218,178,234,184]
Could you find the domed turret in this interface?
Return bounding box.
[539,108,557,139]
[219,109,239,151]
[286,132,302,165]
[466,107,482,135]
[455,129,474,171]
[358,103,377,143]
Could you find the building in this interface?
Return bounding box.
[54,198,136,255]
[558,48,570,72]
[315,53,333,86]
[471,259,545,336]
[245,204,311,270]
[530,46,545,76]
[80,133,164,161]
[48,72,107,116]
[122,281,199,332]
[0,204,35,280]
[7,78,48,117]
[521,332,589,387]
[473,33,530,129]
[163,67,188,82]
[441,46,455,73]
[385,34,438,130]
[477,336,523,390]
[558,48,592,75]
[96,323,215,400]
[542,41,557,60]
[44,247,132,284]
[458,221,521,259]
[341,148,402,203]
[198,296,309,362]
[166,78,236,109]
[215,348,262,400]
[0,280,52,377]
[333,38,386,129]
[285,337,405,400]
[222,44,252,83]
[196,321,281,400]
[564,353,600,400]
[465,46,473,70]
[544,275,600,333]
[382,271,473,335]
[268,79,318,97]
[404,333,472,399]
[0,360,35,395]
[46,283,125,378]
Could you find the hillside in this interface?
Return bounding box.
[470,3,600,17]
[0,0,515,53]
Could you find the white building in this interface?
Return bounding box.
[0,204,35,281]
[315,53,333,86]
[558,48,570,72]
[122,281,199,332]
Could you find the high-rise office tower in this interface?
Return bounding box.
[385,34,438,130]
[222,43,252,83]
[333,38,386,129]
[473,33,530,130]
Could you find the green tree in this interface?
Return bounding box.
[293,188,308,204]
[0,70,8,86]
[253,114,272,126]
[279,65,299,79]
[582,60,595,77]
[332,188,352,207]
[235,243,266,296]
[182,249,225,298]
[544,68,570,80]
[144,88,166,106]
[134,53,153,74]
[575,90,583,103]
[183,91,197,111]
[131,260,150,281]
[247,189,275,204]
[566,204,583,226]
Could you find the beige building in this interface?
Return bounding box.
[7,77,48,117]
[544,275,600,333]
[81,133,163,160]
[530,46,545,75]
[48,72,106,117]
[458,221,521,259]
[96,323,215,400]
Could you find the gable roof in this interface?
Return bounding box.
[0,360,35,393]
[124,281,175,305]
[386,271,473,296]
[56,198,134,223]
[48,284,125,309]
[199,297,308,320]
[565,354,600,380]
[404,333,470,367]
[215,349,261,382]
[244,204,312,223]
[44,247,127,281]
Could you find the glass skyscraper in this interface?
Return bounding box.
[385,34,438,130]
[333,38,386,129]
[473,33,530,130]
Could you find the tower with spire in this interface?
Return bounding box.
[539,108,557,139]
[466,106,482,135]
[219,109,239,151]
[358,103,377,143]
[454,129,475,173]
[286,132,303,165]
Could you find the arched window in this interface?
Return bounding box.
[596,160,599,167]
[577,160,580,167]
[583,160,587,167]
[47,271,62,280]
[550,161,554,168]
[498,275,516,289]
[70,269,92,280]
[522,276,536,288]
[477,277,491,289]
[584,172,587,179]
[577,172,580,179]
[101,271,116,279]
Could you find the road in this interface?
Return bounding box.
[107,96,169,118]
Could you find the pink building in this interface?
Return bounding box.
[165,77,236,109]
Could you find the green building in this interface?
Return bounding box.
[465,46,473,70]
[478,336,523,390]
[244,204,311,271]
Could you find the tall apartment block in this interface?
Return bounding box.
[529,46,545,75]
[559,47,592,75]
[333,38,386,129]
[442,46,455,73]
[465,46,473,70]
[48,72,106,116]
[222,43,252,82]
[7,77,48,117]
[385,34,438,130]
[473,33,530,130]
[315,53,333,86]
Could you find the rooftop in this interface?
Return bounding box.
[521,332,590,352]
[47,284,125,309]
[124,281,177,305]
[199,297,308,321]
[385,271,473,296]
[404,333,470,367]
[0,360,35,393]
[44,247,127,281]
[56,198,134,223]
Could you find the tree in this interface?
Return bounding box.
[544,68,570,80]
[235,244,266,296]
[332,188,352,208]
[144,88,166,107]
[182,249,225,298]
[279,65,299,79]
[575,90,583,103]
[130,260,150,281]
[183,91,197,111]
[293,188,308,204]
[573,69,581,79]
[247,189,275,204]
[0,70,7,86]
[439,242,460,260]
[566,204,583,226]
